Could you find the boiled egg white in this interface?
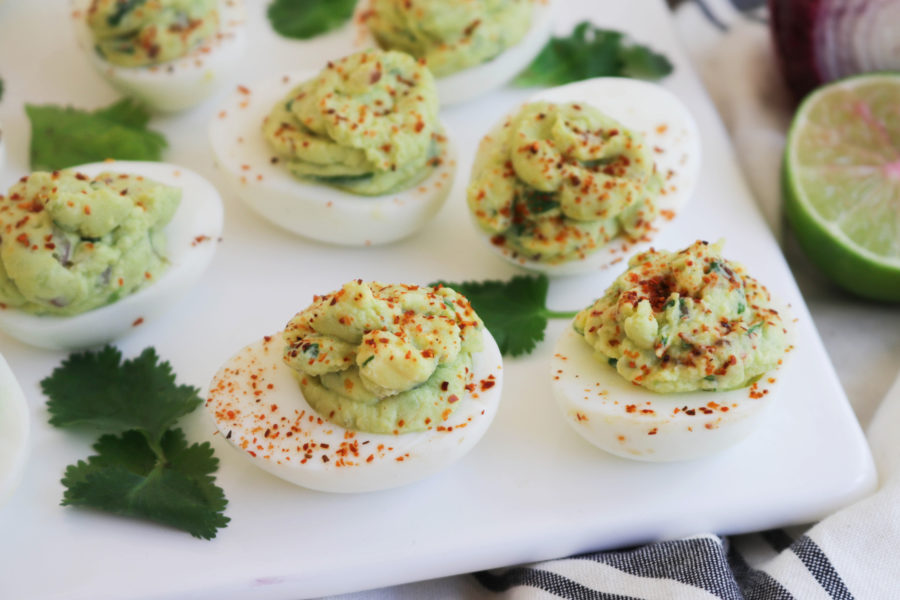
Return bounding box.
[0,352,29,506]
[205,329,503,493]
[355,0,555,106]
[208,73,457,246]
[70,0,247,112]
[550,312,795,462]
[472,77,702,277]
[0,161,224,351]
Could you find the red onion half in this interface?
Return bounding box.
[769,0,900,101]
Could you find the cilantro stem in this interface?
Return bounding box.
[144,433,167,465]
[541,309,580,320]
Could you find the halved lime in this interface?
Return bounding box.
[784,72,900,302]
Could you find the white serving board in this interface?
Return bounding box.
[0,1,876,599]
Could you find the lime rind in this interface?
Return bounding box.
[784,72,900,301]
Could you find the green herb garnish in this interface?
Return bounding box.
[433,274,577,357]
[703,375,716,382]
[515,22,673,87]
[267,0,356,40]
[0,78,4,102]
[41,346,228,539]
[26,98,167,171]
[747,322,763,336]
[607,357,618,368]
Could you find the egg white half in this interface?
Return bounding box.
[551,318,795,462]
[0,352,29,506]
[0,161,224,350]
[354,0,555,106]
[473,77,702,277]
[71,0,247,112]
[208,72,458,246]
[206,330,503,493]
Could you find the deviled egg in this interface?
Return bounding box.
[206,280,503,493]
[552,241,794,461]
[209,49,457,245]
[358,0,554,106]
[467,77,701,276]
[0,353,29,506]
[0,161,223,350]
[71,0,247,112]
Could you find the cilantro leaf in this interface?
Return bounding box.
[0,78,4,102]
[515,22,673,87]
[267,0,357,40]
[42,346,202,445]
[62,429,229,540]
[434,274,577,357]
[26,98,167,171]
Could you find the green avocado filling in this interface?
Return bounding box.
[87,0,219,67]
[467,101,661,264]
[0,170,179,316]
[282,281,484,434]
[573,240,790,393]
[263,50,444,196]
[368,0,533,77]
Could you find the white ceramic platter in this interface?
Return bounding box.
[0,353,29,505]
[0,1,875,599]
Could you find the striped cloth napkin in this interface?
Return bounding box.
[331,2,900,598]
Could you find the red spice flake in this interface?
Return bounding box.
[366,454,374,463]
[16,234,29,247]
[617,435,626,442]
[144,272,152,280]
[132,317,144,327]
[270,404,278,412]
[237,84,251,94]
[575,412,588,422]
[441,408,452,421]
[447,394,459,404]
[625,404,637,414]
[648,428,658,435]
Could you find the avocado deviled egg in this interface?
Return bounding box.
[361,0,554,105]
[551,241,795,461]
[71,0,247,112]
[0,162,223,350]
[467,78,701,276]
[209,49,457,246]
[206,280,503,493]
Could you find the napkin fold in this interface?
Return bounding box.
[331,2,900,597]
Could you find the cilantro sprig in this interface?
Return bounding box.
[435,274,577,357]
[267,0,357,40]
[41,346,229,539]
[26,98,167,171]
[515,22,673,87]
